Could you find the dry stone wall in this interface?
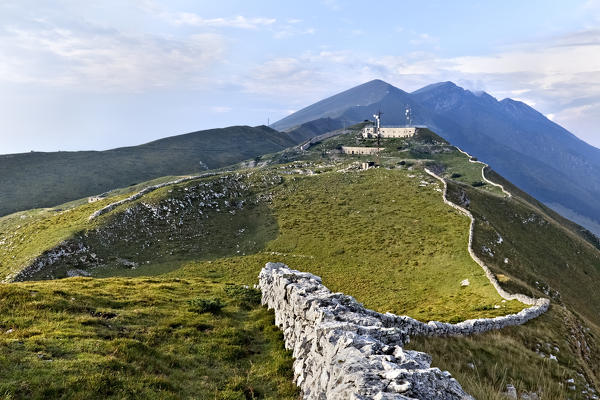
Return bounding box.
[453,147,512,198]
[260,158,550,399]
[259,262,474,400]
[423,167,549,310]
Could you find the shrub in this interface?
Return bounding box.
[188,297,225,314]
[471,181,486,187]
[224,285,261,310]
[451,173,462,179]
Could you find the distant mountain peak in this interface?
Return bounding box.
[411,81,458,95]
[362,78,393,87]
[271,79,407,131]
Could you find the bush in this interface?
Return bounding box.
[450,173,462,179]
[471,181,486,187]
[224,285,262,310]
[188,297,225,314]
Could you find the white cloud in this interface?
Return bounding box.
[273,24,316,39]
[409,33,436,46]
[240,28,600,147]
[170,13,276,29]
[322,0,341,11]
[0,23,225,92]
[512,98,536,107]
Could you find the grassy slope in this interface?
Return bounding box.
[405,173,600,399]
[3,127,600,398]
[0,277,297,399]
[0,125,297,218]
[0,194,133,280]
[0,174,205,279]
[282,129,600,397]
[12,162,524,322]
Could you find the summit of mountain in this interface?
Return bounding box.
[272,79,600,236]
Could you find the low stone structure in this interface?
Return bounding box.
[341,146,382,155]
[259,262,474,400]
[361,161,375,170]
[423,167,546,310]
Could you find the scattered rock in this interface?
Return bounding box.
[505,384,517,399]
[66,269,91,278]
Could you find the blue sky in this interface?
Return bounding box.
[1,0,600,154]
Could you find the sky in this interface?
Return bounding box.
[1,0,600,154]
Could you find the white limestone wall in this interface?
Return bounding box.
[423,167,549,310]
[259,262,474,400]
[453,147,512,198]
[259,262,549,399]
[259,159,550,399]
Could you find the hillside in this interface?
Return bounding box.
[0,125,298,218]
[1,127,600,398]
[0,277,298,399]
[272,80,600,237]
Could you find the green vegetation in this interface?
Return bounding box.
[209,167,523,322]
[0,194,134,279]
[405,169,600,398]
[407,308,595,400]
[0,125,298,218]
[7,163,524,322]
[0,277,298,399]
[2,126,600,398]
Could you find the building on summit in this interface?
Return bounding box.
[361,111,421,138]
[362,126,417,138]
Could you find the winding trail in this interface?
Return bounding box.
[424,163,548,311]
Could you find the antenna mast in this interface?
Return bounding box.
[373,110,383,163]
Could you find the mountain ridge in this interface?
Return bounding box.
[0,125,298,218]
[273,79,600,236]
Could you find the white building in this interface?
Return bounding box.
[362,126,417,139]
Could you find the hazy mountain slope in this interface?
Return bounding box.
[271,79,411,131]
[273,80,600,236]
[411,82,600,234]
[0,125,297,218]
[284,117,345,143]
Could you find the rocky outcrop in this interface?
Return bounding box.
[259,262,474,400]
[88,173,221,221]
[5,241,94,282]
